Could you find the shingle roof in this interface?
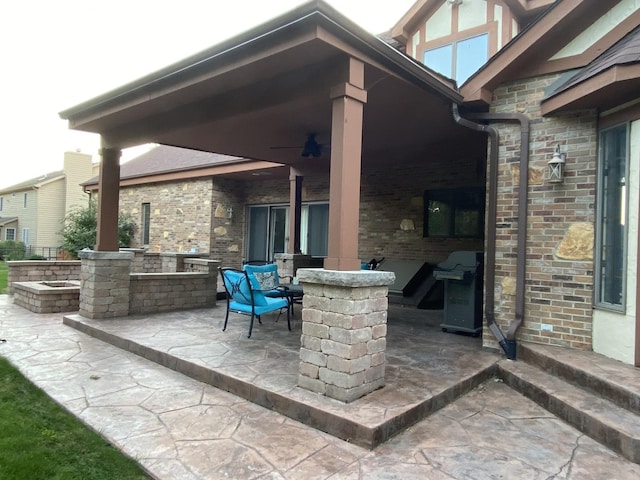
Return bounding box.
[0,217,19,227]
[548,25,640,98]
[0,170,65,195]
[83,145,244,185]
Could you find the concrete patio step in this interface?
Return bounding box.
[498,358,640,464]
[519,342,640,415]
[62,312,497,450]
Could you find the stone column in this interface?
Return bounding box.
[297,268,395,403]
[78,250,133,319]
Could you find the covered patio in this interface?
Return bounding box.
[63,304,496,449]
[58,0,488,404]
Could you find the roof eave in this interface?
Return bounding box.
[59,0,460,124]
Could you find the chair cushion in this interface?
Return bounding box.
[244,264,279,290]
[222,269,270,307]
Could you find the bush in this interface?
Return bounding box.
[0,241,26,261]
[27,255,47,260]
[60,203,137,259]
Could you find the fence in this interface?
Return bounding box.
[0,243,64,261]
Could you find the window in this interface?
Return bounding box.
[595,124,629,311]
[141,203,151,245]
[23,192,28,208]
[423,33,488,84]
[424,187,485,238]
[5,228,15,241]
[22,229,29,246]
[0,196,3,211]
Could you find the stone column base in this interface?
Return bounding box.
[79,250,133,319]
[297,268,395,403]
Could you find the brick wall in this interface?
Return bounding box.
[488,74,597,351]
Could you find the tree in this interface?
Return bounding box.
[60,203,136,258]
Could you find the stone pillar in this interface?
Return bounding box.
[120,248,145,272]
[160,252,205,272]
[297,268,395,403]
[78,250,133,319]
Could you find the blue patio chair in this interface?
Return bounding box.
[243,262,298,313]
[219,267,290,338]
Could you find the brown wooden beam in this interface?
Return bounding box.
[95,147,121,251]
[324,58,367,271]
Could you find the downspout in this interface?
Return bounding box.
[452,104,509,357]
[452,104,530,359]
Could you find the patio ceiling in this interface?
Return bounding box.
[59,1,468,174]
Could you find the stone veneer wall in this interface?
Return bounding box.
[118,179,214,253]
[6,260,81,294]
[209,178,246,269]
[488,74,597,351]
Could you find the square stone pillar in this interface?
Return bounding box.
[120,248,145,272]
[78,250,134,319]
[297,268,395,402]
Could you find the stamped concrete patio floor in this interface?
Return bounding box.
[62,304,498,449]
[3,295,640,479]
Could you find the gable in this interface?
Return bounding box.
[460,0,640,106]
[391,0,554,86]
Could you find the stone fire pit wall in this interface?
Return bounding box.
[6,260,81,295]
[296,268,395,403]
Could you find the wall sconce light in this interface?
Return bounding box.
[226,207,233,219]
[547,145,566,184]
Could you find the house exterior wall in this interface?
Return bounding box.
[36,179,65,248]
[209,177,247,269]
[488,73,597,352]
[1,189,37,244]
[118,178,214,253]
[593,117,640,364]
[63,151,93,211]
[359,156,485,263]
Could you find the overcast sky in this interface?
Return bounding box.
[0,0,416,189]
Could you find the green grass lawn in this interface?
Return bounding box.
[0,261,7,294]
[0,357,150,479]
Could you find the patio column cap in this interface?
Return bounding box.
[78,250,135,260]
[297,268,395,287]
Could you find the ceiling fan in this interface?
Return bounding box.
[270,133,329,157]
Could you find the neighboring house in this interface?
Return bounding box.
[60,0,640,367]
[0,151,94,255]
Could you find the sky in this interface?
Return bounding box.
[0,0,416,189]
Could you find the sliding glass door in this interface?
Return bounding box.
[247,203,328,261]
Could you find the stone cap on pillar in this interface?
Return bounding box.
[297,268,395,287]
[78,250,135,260]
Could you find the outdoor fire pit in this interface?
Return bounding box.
[12,280,80,314]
